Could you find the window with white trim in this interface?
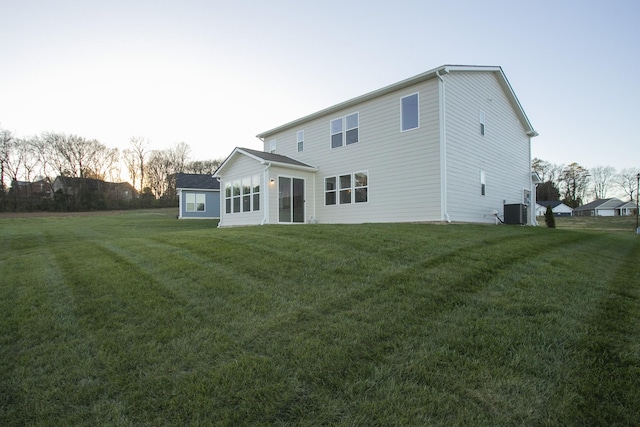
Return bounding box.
[479,110,486,136]
[269,139,276,153]
[186,193,206,212]
[297,130,304,152]
[225,175,261,214]
[330,112,359,148]
[480,170,486,196]
[401,93,419,131]
[325,177,337,205]
[324,171,368,205]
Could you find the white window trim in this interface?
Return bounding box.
[297,130,304,152]
[225,175,261,214]
[325,171,369,205]
[401,93,420,132]
[186,192,206,212]
[330,112,359,149]
[479,110,486,136]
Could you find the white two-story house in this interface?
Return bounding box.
[214,64,538,226]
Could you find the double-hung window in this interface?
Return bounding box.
[330,113,359,148]
[297,130,304,152]
[325,171,368,205]
[479,110,486,136]
[401,93,419,131]
[186,193,206,212]
[325,177,337,205]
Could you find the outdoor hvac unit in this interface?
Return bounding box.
[504,203,527,225]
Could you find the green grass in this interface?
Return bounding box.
[1,210,639,426]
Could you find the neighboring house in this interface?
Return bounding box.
[616,201,637,216]
[10,178,53,197]
[536,201,573,217]
[176,173,220,219]
[214,64,538,227]
[52,176,137,200]
[573,198,629,217]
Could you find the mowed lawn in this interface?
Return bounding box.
[1,210,638,426]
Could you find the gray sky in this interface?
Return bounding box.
[1,0,638,171]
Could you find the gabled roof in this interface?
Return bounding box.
[214,147,317,177]
[574,198,624,211]
[175,173,220,190]
[537,200,565,208]
[616,201,636,209]
[256,64,537,139]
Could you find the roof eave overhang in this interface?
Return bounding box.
[213,147,317,177]
[256,64,538,139]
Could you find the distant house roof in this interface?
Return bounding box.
[573,198,624,212]
[176,173,220,190]
[537,200,564,208]
[214,147,317,177]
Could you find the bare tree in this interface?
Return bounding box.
[590,165,616,200]
[0,129,13,202]
[129,137,149,193]
[122,148,138,190]
[43,132,107,179]
[560,162,590,208]
[617,168,639,201]
[185,159,223,175]
[145,150,172,198]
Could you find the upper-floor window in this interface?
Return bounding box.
[401,93,419,131]
[330,112,359,148]
[297,130,304,152]
[479,110,486,136]
[269,139,276,153]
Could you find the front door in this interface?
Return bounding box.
[279,177,305,223]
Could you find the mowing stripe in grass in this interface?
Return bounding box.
[564,236,640,425]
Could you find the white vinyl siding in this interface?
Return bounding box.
[444,72,531,223]
[262,78,441,224]
[219,155,264,226]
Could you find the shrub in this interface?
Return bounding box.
[545,205,556,228]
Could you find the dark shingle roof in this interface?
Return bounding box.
[573,198,623,211]
[238,147,315,168]
[537,200,563,208]
[176,173,220,190]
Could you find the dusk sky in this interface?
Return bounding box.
[1,0,638,171]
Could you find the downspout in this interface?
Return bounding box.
[436,69,451,223]
[215,177,222,227]
[261,163,271,225]
[529,136,539,226]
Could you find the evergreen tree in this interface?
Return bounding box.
[544,205,556,228]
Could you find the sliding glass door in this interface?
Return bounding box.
[278,177,305,223]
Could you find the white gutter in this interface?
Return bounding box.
[261,163,271,225]
[436,69,451,223]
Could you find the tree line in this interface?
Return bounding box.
[0,128,223,212]
[532,158,639,208]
